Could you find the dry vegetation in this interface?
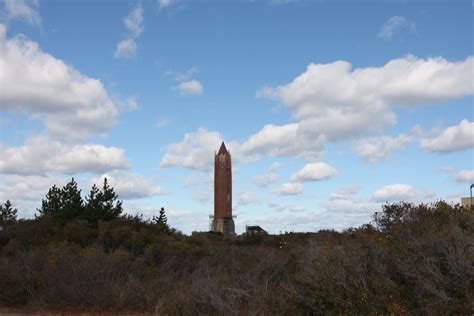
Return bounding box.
[0,181,473,314]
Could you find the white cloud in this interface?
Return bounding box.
[421,120,474,153]
[169,67,204,97]
[352,134,412,164]
[172,67,199,82]
[115,3,144,60]
[160,128,223,171]
[268,162,283,172]
[237,191,260,205]
[378,16,415,40]
[291,162,338,182]
[0,175,63,202]
[176,79,203,96]
[455,170,474,183]
[272,182,304,195]
[241,123,326,160]
[160,124,325,171]
[268,201,305,212]
[160,128,254,171]
[319,196,380,231]
[115,38,137,59]
[330,186,360,200]
[289,205,305,212]
[257,56,473,142]
[254,162,282,187]
[0,174,71,218]
[0,135,130,175]
[124,3,144,37]
[93,171,167,200]
[0,26,119,140]
[162,56,473,170]
[3,0,40,26]
[372,184,434,202]
[159,0,175,10]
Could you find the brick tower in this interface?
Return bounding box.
[212,142,235,235]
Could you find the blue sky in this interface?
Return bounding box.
[0,0,472,234]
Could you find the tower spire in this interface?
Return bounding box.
[218,141,228,155]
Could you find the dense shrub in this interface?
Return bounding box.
[0,201,472,314]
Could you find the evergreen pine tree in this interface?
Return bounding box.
[37,185,62,218]
[85,178,122,224]
[85,183,101,224]
[0,200,18,225]
[60,178,84,222]
[153,207,170,233]
[37,178,84,223]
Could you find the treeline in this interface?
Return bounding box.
[0,180,473,314]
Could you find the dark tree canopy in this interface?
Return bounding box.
[0,200,18,225]
[153,207,170,233]
[85,178,123,224]
[37,178,122,225]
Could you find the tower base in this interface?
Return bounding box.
[212,217,235,235]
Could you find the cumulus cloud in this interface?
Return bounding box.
[93,171,166,200]
[291,162,338,182]
[3,0,40,26]
[257,56,473,143]
[176,79,203,96]
[160,128,255,171]
[455,170,474,183]
[254,162,282,187]
[272,182,304,195]
[237,191,260,205]
[377,16,415,40]
[115,3,144,59]
[352,134,412,163]
[162,55,473,170]
[0,26,119,140]
[160,125,324,171]
[0,136,130,175]
[0,174,64,202]
[160,128,224,171]
[372,184,435,203]
[421,120,474,153]
[241,123,326,160]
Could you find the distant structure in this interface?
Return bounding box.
[211,142,235,235]
[245,225,267,236]
[460,197,472,209]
